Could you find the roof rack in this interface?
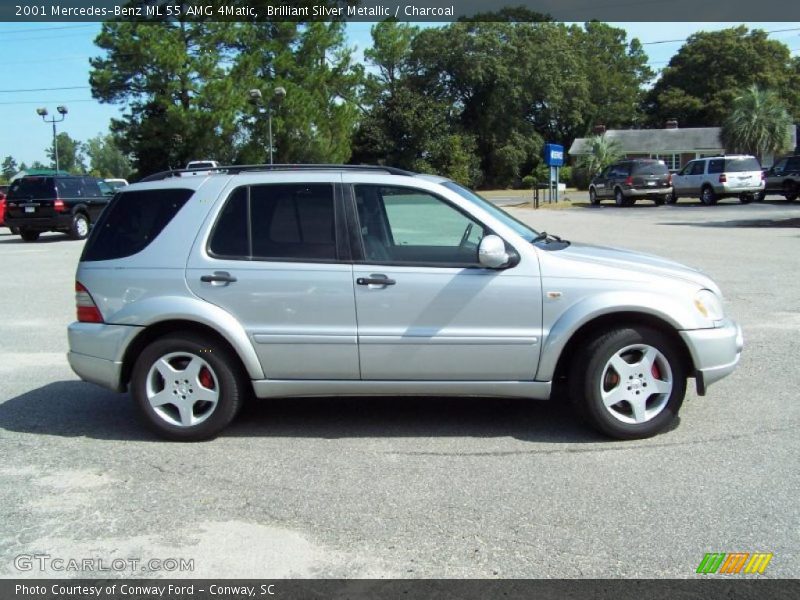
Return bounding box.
[139,164,416,183]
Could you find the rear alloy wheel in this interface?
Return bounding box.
[614,188,626,207]
[783,181,798,202]
[700,186,717,206]
[20,229,40,242]
[69,213,90,240]
[589,188,599,205]
[570,327,686,439]
[131,333,245,441]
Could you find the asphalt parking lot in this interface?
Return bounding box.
[0,197,798,579]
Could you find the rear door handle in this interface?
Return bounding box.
[357,275,396,286]
[200,271,237,284]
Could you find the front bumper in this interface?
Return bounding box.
[67,321,144,392]
[679,319,743,395]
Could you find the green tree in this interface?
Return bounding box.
[84,134,132,179]
[646,26,800,127]
[2,156,18,180]
[46,132,86,173]
[720,86,793,158]
[576,134,623,176]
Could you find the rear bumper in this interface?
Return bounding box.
[67,322,144,392]
[680,319,743,395]
[5,214,72,230]
[714,183,764,196]
[623,186,672,197]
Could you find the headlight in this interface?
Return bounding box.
[694,289,725,320]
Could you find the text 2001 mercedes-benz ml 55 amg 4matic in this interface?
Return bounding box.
[67,165,743,441]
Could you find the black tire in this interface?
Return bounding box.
[69,212,90,240]
[589,187,599,205]
[614,188,626,207]
[783,181,798,202]
[700,186,717,206]
[739,194,753,204]
[666,191,678,204]
[569,327,687,440]
[20,229,40,242]
[131,332,246,441]
[754,191,766,202]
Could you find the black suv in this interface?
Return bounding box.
[758,155,800,202]
[5,175,113,242]
[589,159,673,207]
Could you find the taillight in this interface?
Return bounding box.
[75,282,103,323]
[719,174,727,183]
[667,174,672,185]
[761,171,766,181]
[624,176,633,186]
[54,199,65,212]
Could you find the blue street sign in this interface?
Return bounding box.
[543,143,564,167]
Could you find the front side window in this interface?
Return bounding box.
[690,161,706,175]
[208,183,337,262]
[355,185,484,265]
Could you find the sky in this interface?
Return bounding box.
[1,21,799,167]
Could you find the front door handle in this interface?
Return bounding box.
[200,271,237,284]
[357,275,396,286]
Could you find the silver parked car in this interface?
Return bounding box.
[670,155,764,205]
[68,165,743,441]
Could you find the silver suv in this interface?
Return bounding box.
[68,165,742,441]
[670,155,764,205]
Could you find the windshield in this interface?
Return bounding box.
[440,181,539,242]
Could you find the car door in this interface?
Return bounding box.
[345,178,543,381]
[672,161,693,194]
[765,158,787,191]
[593,166,612,198]
[186,174,360,380]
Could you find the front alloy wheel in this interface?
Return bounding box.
[131,333,245,440]
[570,327,686,439]
[614,188,625,207]
[589,188,599,205]
[700,186,717,206]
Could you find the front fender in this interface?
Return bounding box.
[109,295,265,380]
[535,290,706,381]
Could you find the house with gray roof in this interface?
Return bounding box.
[569,122,797,170]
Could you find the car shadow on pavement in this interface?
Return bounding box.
[661,217,800,228]
[0,381,612,444]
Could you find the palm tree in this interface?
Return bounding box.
[720,86,792,159]
[576,134,623,177]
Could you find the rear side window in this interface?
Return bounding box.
[81,188,193,261]
[632,162,668,175]
[209,184,337,262]
[708,160,724,174]
[725,158,761,172]
[56,178,84,198]
[786,157,800,171]
[8,177,56,199]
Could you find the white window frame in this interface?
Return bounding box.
[649,153,680,171]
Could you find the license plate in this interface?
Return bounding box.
[646,181,656,186]
[24,206,35,213]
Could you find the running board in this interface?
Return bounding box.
[251,380,551,400]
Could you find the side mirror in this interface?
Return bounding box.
[478,235,511,269]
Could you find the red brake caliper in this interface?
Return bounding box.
[199,367,214,389]
[651,363,661,380]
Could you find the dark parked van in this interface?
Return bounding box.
[589,159,673,207]
[5,175,113,241]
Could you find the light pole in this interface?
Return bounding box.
[36,106,68,171]
[249,87,286,164]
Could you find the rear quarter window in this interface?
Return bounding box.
[81,188,193,262]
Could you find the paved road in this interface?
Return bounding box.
[0,199,798,579]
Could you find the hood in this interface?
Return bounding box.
[542,242,720,292]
